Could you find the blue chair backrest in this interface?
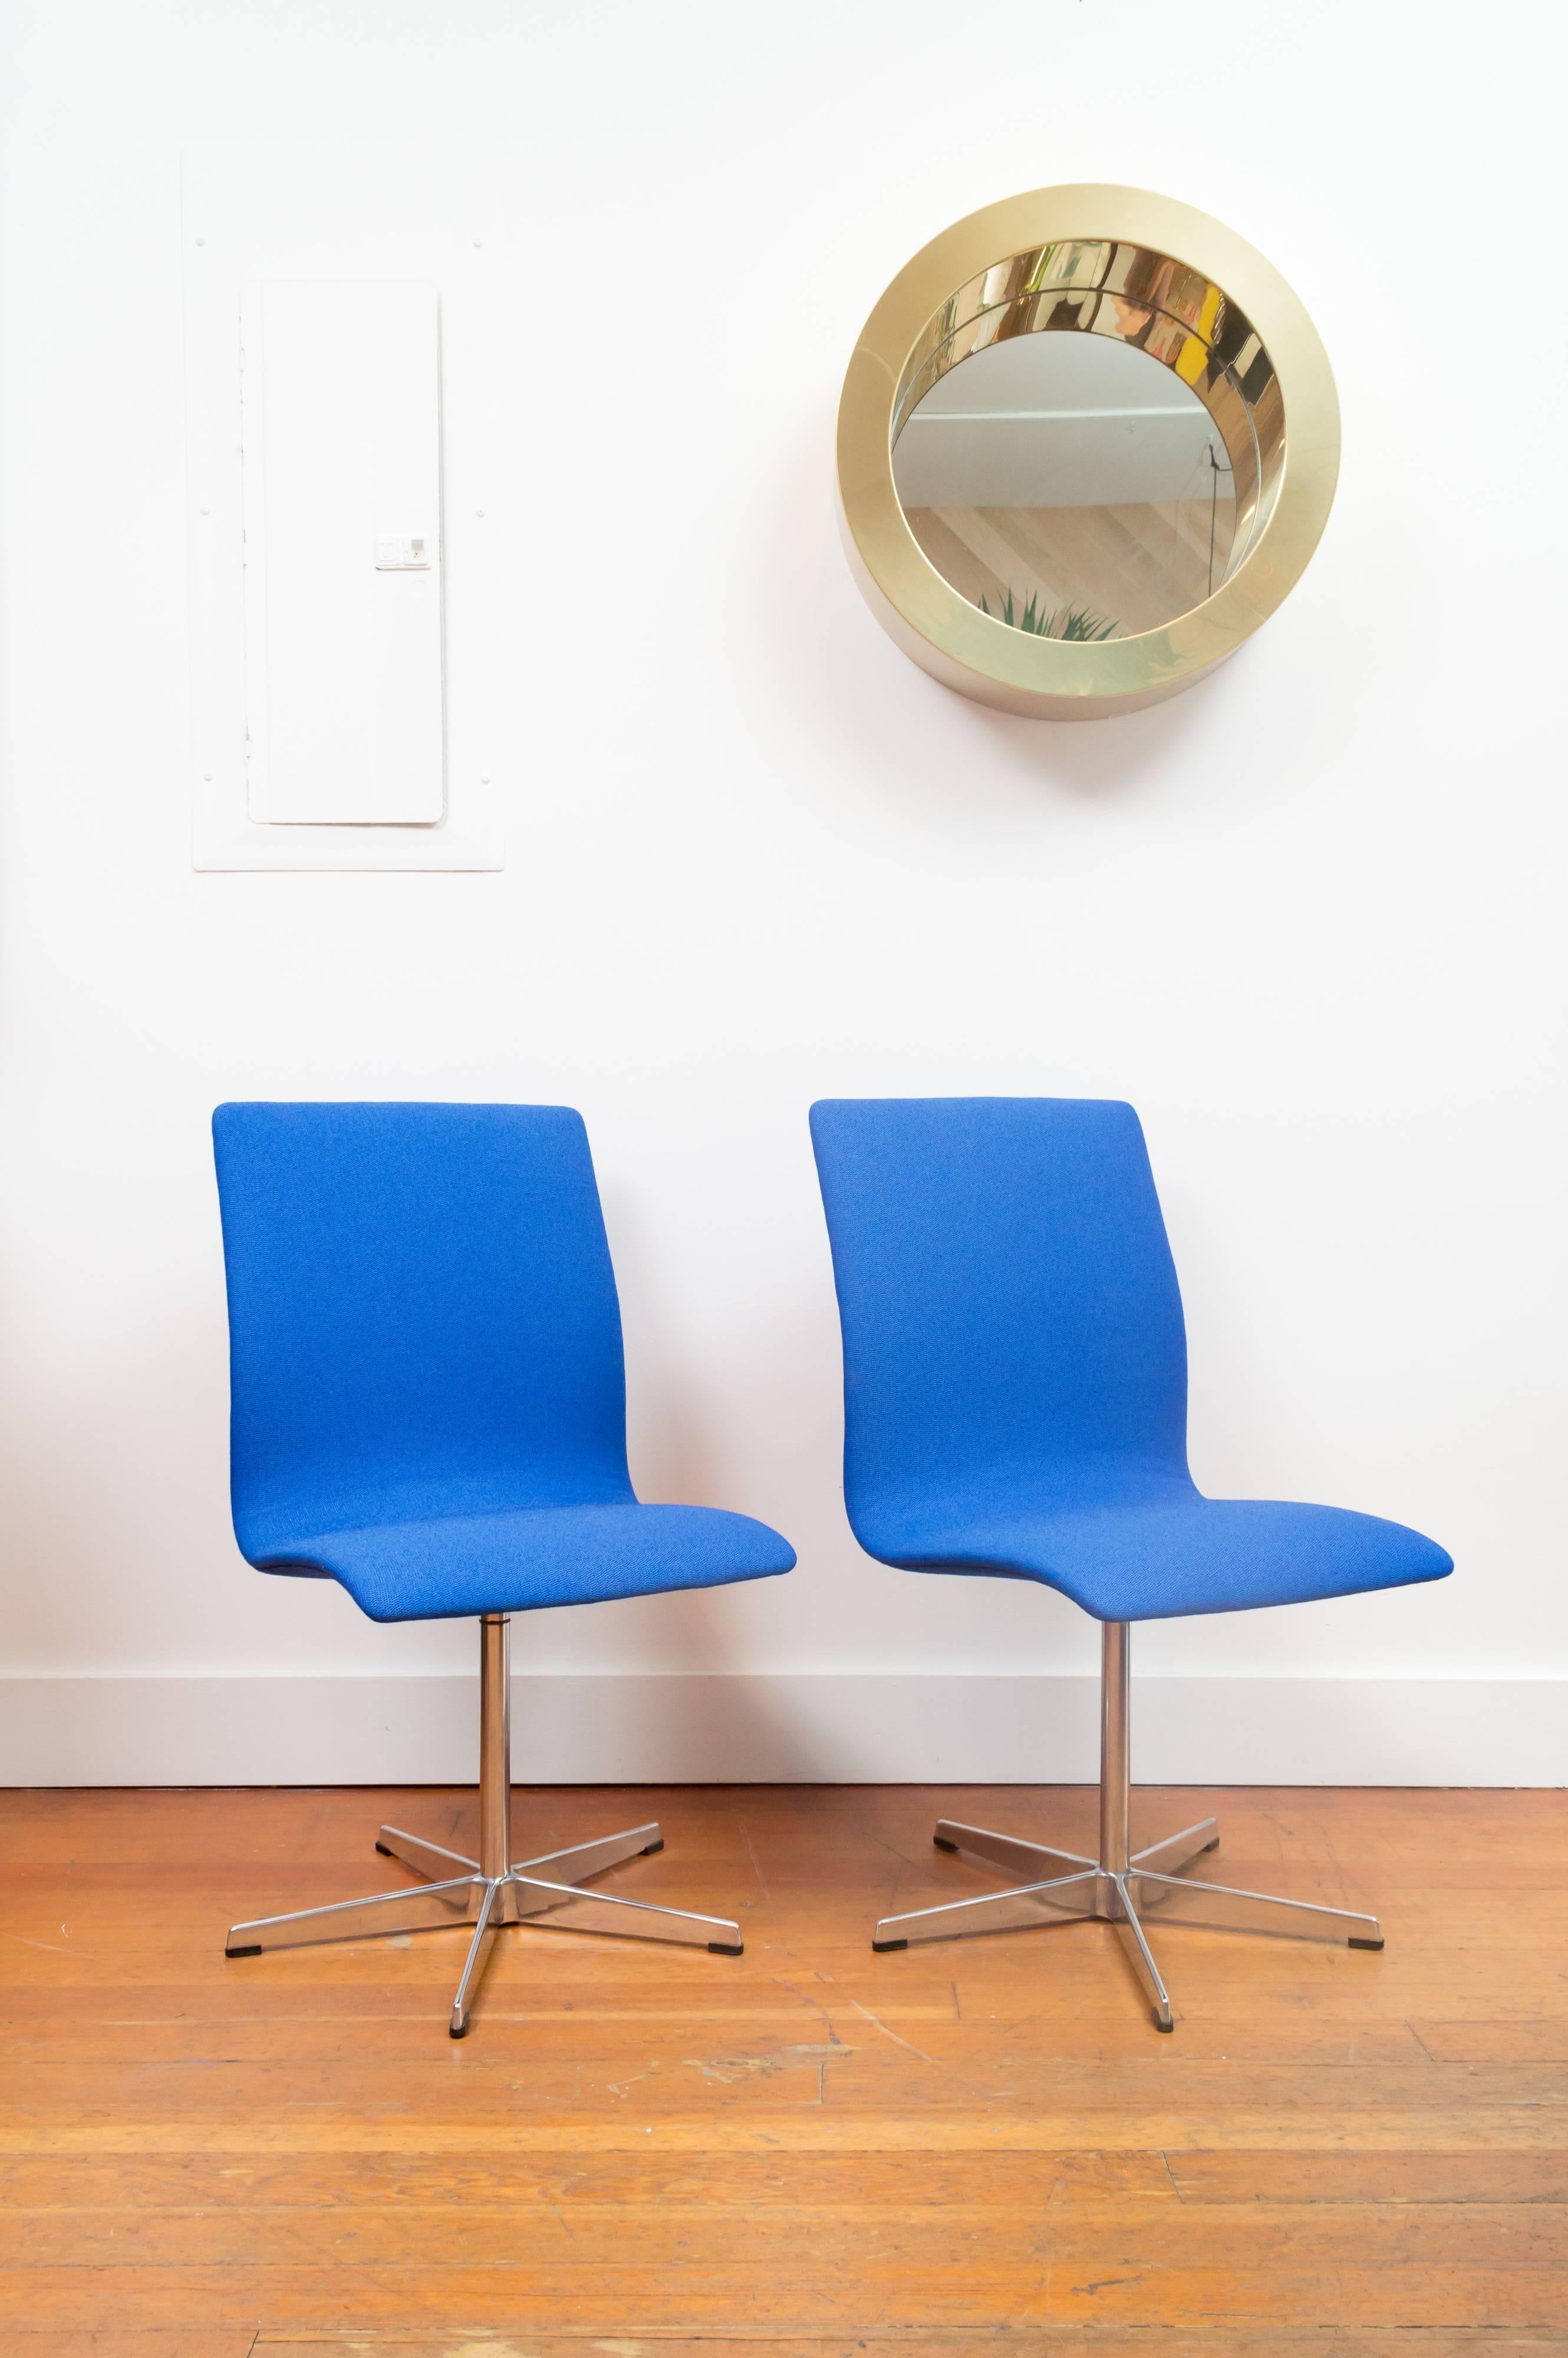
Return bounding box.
[809,1098,1191,1529]
[213,1103,635,1556]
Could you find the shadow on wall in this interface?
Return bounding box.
[757,409,1355,818]
[0,1267,237,1674]
[960,668,1228,800]
[585,1172,806,1687]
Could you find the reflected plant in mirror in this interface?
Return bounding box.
[978,589,1119,640]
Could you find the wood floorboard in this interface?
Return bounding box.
[0,1783,1564,2344]
[0,2343,1563,2358]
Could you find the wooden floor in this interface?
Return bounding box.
[1,1783,1565,2354]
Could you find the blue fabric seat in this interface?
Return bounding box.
[845,1490,1447,1624]
[809,1096,1451,1622]
[213,1102,796,1619]
[213,1101,793,2031]
[251,1501,795,1625]
[809,1095,1450,2022]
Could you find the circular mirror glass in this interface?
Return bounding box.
[881,233,1287,654]
[894,332,1249,640]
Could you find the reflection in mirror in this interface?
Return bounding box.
[892,331,1247,640]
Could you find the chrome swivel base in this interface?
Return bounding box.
[226,1615,743,2037]
[872,1623,1383,2031]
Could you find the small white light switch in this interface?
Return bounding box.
[374,533,433,571]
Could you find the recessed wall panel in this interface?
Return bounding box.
[241,281,443,824]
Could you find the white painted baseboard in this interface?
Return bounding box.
[0,1673,1561,1787]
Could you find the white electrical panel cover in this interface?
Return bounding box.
[242,282,444,825]
[183,149,503,870]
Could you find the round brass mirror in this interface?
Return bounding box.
[837,187,1339,719]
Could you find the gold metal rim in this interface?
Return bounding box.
[836,185,1340,720]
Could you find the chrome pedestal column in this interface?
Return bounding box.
[226,1613,744,2037]
[871,1621,1383,2031]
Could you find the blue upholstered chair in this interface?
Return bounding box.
[214,1102,795,2036]
[809,1097,1451,2031]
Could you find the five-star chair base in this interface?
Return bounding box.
[871,1622,1384,2031]
[225,1613,743,2037]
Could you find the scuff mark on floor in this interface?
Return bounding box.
[681,2039,849,2085]
[844,1992,933,2061]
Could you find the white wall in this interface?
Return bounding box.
[1,0,1563,1784]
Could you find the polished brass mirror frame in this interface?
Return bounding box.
[838,186,1339,720]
